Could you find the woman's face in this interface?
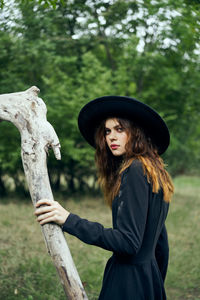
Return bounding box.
[105,118,128,156]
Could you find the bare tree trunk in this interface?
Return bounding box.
[0,170,6,196]
[0,86,88,300]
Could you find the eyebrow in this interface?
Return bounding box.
[105,124,121,130]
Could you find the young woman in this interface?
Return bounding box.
[35,96,174,300]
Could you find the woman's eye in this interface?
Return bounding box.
[117,127,124,132]
[105,129,110,135]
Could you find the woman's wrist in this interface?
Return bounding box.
[61,211,70,225]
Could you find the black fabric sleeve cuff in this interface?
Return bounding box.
[62,213,78,232]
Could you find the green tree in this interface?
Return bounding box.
[0,0,199,195]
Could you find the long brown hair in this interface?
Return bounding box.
[95,117,174,207]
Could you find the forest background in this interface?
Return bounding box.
[0,0,200,196]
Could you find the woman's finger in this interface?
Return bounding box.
[37,211,55,222]
[35,199,52,207]
[35,204,54,216]
[39,215,58,225]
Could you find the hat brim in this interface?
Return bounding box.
[78,96,170,155]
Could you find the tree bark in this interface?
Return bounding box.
[0,86,88,300]
[0,170,6,196]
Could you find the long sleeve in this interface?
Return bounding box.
[155,225,169,282]
[62,160,149,255]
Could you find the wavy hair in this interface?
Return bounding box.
[95,118,174,207]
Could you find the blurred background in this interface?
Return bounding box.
[0,0,199,299]
[0,0,200,196]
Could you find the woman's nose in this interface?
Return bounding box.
[109,131,117,140]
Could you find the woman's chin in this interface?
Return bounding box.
[111,150,125,157]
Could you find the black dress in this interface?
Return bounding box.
[62,160,169,300]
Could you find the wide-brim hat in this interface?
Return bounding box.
[78,96,170,155]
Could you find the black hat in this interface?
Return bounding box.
[78,96,170,155]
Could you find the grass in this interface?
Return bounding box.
[0,176,200,300]
[165,176,200,300]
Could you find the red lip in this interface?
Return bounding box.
[111,144,119,149]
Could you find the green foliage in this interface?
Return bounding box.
[0,0,199,194]
[0,0,63,9]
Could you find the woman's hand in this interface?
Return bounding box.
[35,199,70,226]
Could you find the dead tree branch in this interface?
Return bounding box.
[0,86,88,299]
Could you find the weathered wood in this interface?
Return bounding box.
[0,86,88,299]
